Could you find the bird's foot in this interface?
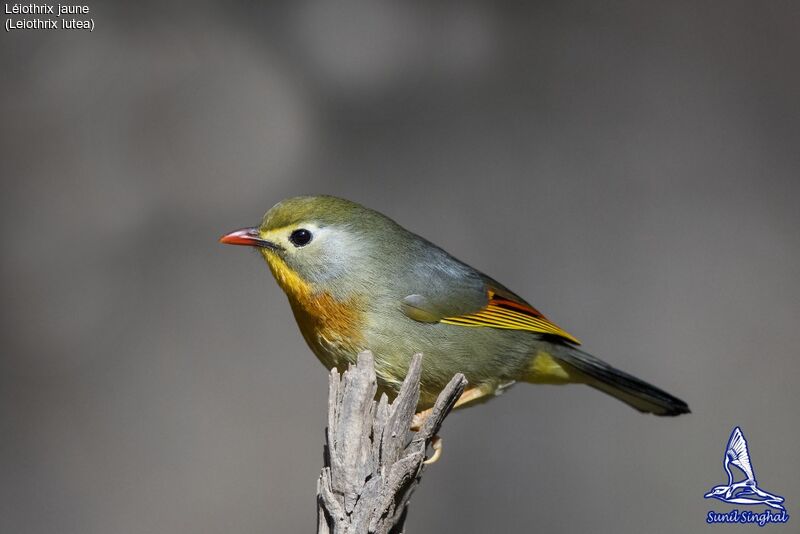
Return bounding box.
[410,408,432,432]
[424,435,442,465]
[411,385,489,431]
[410,409,443,464]
[411,386,491,465]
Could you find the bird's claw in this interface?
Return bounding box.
[423,435,442,465]
[410,409,431,432]
[412,410,442,464]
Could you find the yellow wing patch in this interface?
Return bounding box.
[440,291,581,345]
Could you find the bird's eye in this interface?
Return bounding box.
[289,228,313,247]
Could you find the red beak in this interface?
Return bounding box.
[219,227,281,250]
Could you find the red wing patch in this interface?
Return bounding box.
[440,290,581,345]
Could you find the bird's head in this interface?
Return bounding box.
[220,195,407,301]
[704,485,729,499]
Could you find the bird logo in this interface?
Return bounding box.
[704,427,785,511]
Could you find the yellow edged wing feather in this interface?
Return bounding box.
[440,290,581,345]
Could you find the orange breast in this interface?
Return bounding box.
[263,251,365,368]
[289,291,366,369]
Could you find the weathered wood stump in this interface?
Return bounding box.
[317,351,467,534]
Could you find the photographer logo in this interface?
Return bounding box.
[704,427,788,526]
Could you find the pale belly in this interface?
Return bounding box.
[289,297,544,410]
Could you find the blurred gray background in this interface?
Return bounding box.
[2,1,798,533]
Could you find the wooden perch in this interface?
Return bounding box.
[317,351,467,534]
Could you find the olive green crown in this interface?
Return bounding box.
[260,195,399,234]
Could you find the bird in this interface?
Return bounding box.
[705,427,785,510]
[220,195,690,420]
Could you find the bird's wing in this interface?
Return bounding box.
[726,427,756,481]
[401,274,581,345]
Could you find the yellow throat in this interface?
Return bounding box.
[259,249,365,367]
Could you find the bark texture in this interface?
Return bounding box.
[317,351,467,534]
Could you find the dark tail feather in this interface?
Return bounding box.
[552,345,690,416]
